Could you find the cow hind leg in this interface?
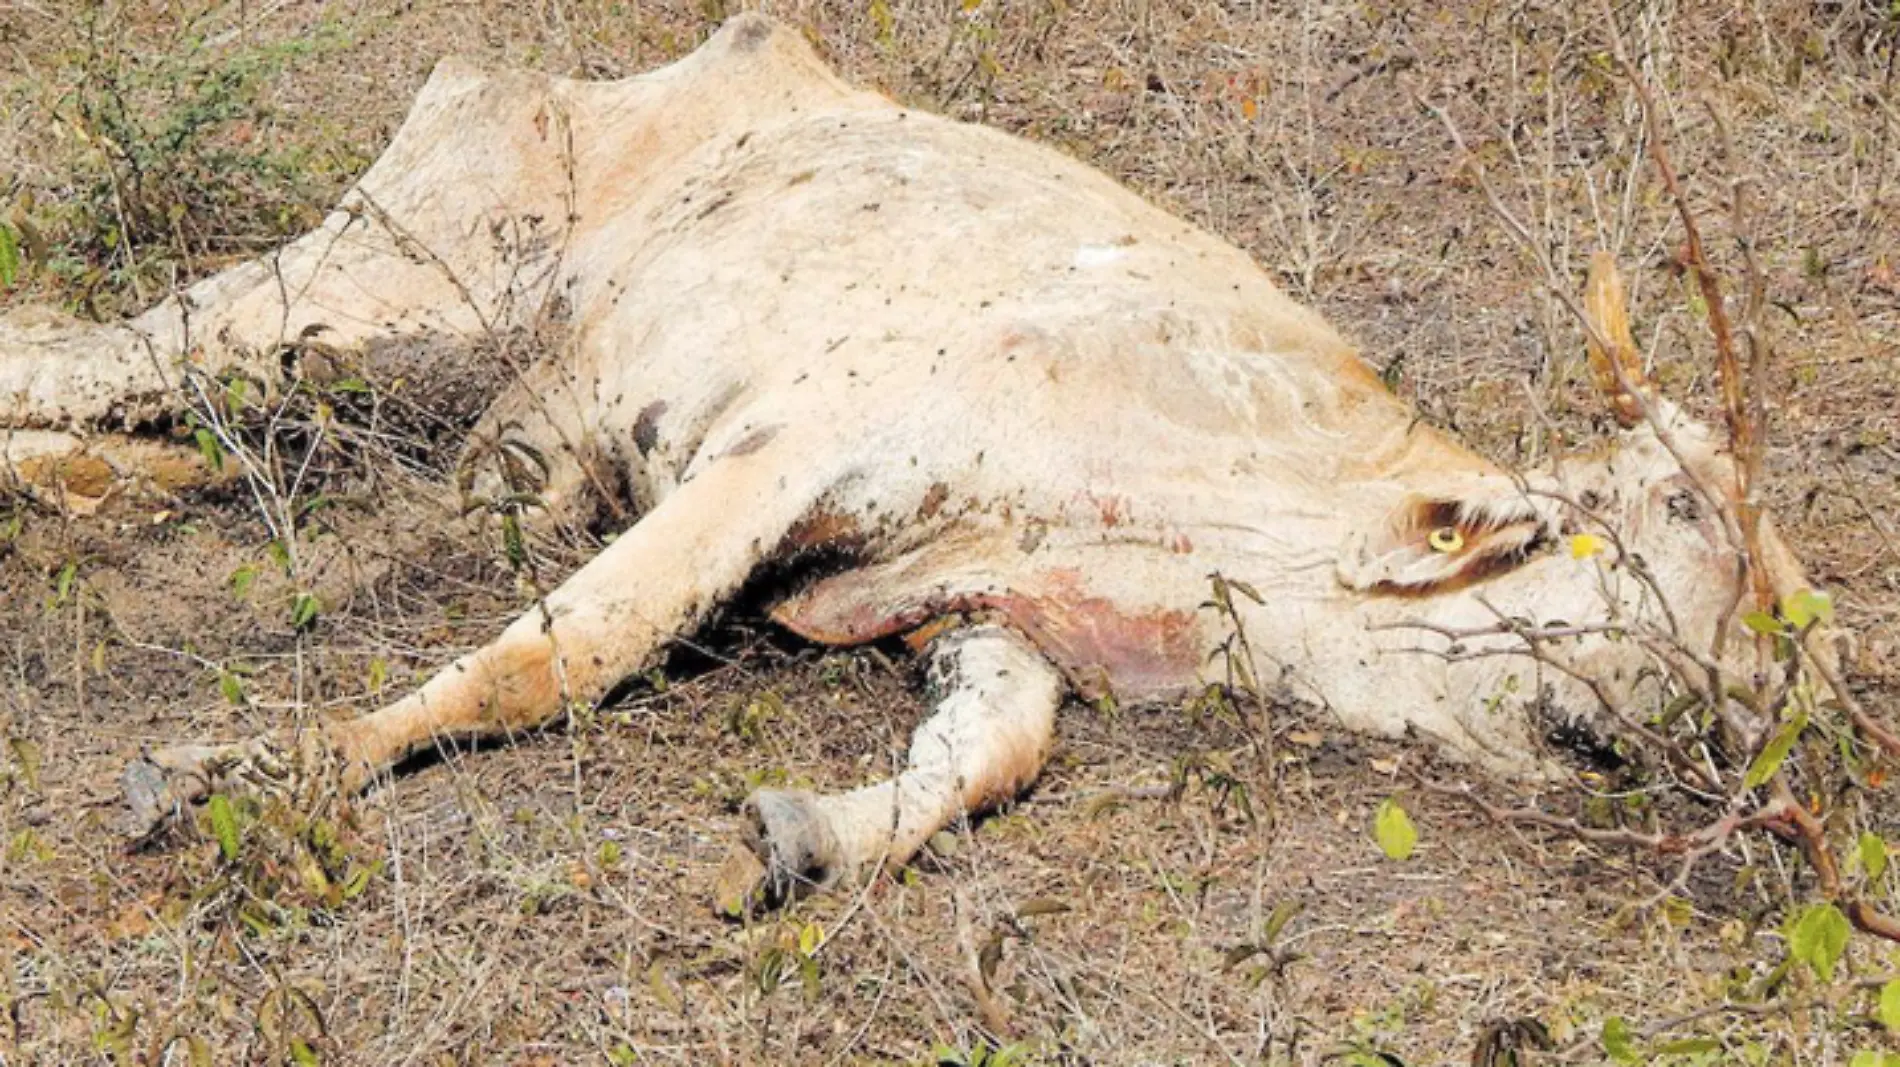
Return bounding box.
[122,440,829,833]
[714,623,1065,914]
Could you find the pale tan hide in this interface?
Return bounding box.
[0,15,1809,909]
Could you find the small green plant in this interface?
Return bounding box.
[749,919,825,1001]
[1220,897,1307,988]
[206,793,241,861]
[724,690,785,743]
[9,7,359,315]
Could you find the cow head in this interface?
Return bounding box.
[1325,254,1816,771]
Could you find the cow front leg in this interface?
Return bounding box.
[122,440,829,833]
[715,624,1065,913]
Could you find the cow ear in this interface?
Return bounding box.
[1584,252,1651,428]
[1337,492,1556,596]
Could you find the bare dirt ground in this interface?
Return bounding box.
[1,1,1898,1063]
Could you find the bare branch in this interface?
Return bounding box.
[1597,0,1773,623]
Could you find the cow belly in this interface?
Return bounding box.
[769,546,1206,704]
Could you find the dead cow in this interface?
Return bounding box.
[0,15,1810,909]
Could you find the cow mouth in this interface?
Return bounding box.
[1337,495,1557,598]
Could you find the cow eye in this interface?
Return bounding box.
[1665,490,1702,523]
[1427,526,1464,553]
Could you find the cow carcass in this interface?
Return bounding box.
[0,14,1809,909]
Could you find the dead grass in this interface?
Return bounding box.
[1,0,1899,1063]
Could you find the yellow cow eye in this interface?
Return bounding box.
[1428,526,1464,553]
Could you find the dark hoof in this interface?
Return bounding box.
[121,744,224,838]
[119,735,311,841]
[712,789,843,916]
[121,757,174,838]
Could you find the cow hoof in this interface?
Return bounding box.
[715,789,843,915]
[712,843,770,918]
[121,734,318,839]
[123,743,244,837]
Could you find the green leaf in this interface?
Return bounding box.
[309,817,339,856]
[1661,895,1693,926]
[1788,901,1851,981]
[1852,1052,1897,1067]
[792,953,820,1001]
[1220,943,1267,972]
[1015,897,1071,919]
[290,592,321,630]
[192,427,225,472]
[218,671,244,705]
[1879,979,1900,1032]
[9,737,42,792]
[1601,1016,1638,1064]
[501,511,526,570]
[1861,832,1889,881]
[288,1038,320,1066]
[238,904,276,937]
[1263,898,1305,944]
[1781,588,1835,629]
[868,0,894,44]
[1373,797,1417,860]
[754,947,786,995]
[0,222,19,288]
[1742,610,1784,636]
[208,794,240,862]
[1745,713,1808,789]
[231,563,259,599]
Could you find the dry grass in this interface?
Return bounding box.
[1,0,1898,1063]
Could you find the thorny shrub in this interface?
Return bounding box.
[0,2,362,317]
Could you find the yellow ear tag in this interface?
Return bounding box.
[1428,526,1464,553]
